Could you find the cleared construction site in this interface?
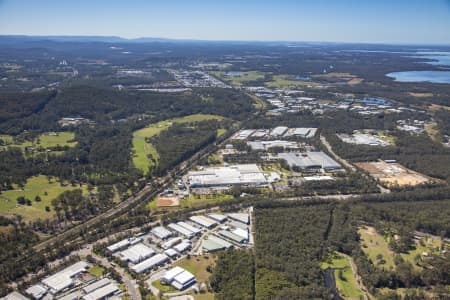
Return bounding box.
[356,161,430,186]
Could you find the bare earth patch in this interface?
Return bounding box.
[356,161,430,187]
[409,92,433,98]
[156,196,180,207]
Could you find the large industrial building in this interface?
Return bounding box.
[151,226,173,240]
[41,261,90,295]
[189,215,217,228]
[188,164,268,188]
[270,126,289,137]
[161,267,196,290]
[131,253,169,274]
[247,140,300,151]
[283,127,317,138]
[277,151,342,170]
[118,243,155,263]
[82,282,119,300]
[106,237,141,253]
[202,235,233,253]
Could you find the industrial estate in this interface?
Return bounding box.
[0,34,449,300]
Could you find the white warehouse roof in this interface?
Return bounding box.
[228,213,249,224]
[189,215,217,228]
[188,164,268,188]
[277,151,342,170]
[83,278,111,294]
[270,126,288,136]
[4,292,30,300]
[25,284,47,300]
[82,283,119,300]
[42,261,90,294]
[171,270,196,290]
[174,241,191,253]
[119,243,155,263]
[232,228,249,240]
[131,254,169,274]
[151,226,172,240]
[107,237,141,253]
[161,266,185,283]
[177,222,201,234]
[161,267,196,291]
[168,223,195,238]
[208,213,227,222]
[162,237,182,249]
[164,248,178,257]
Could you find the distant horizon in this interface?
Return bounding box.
[1,1,450,45]
[1,34,450,47]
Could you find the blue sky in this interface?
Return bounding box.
[1,0,450,44]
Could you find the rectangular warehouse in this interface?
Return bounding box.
[119,243,155,264]
[270,126,288,136]
[131,254,169,274]
[107,237,141,253]
[277,151,342,170]
[177,221,201,235]
[42,261,90,295]
[161,267,196,290]
[82,283,119,300]
[188,164,268,188]
[202,235,233,253]
[168,223,195,239]
[189,215,217,228]
[228,213,250,224]
[151,226,172,240]
[208,213,227,222]
[162,237,182,250]
[218,230,247,244]
[247,140,299,151]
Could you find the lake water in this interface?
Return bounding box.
[386,51,450,83]
[386,71,450,84]
[413,52,450,66]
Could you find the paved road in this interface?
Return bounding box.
[33,128,239,253]
[90,252,141,300]
[320,134,356,171]
[320,134,390,194]
[340,252,370,300]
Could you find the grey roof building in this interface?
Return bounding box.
[277,151,342,170]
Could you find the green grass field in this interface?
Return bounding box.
[152,280,177,293]
[0,134,14,144]
[359,226,442,272]
[400,237,442,270]
[193,293,215,300]
[179,193,234,208]
[0,175,88,221]
[132,114,225,174]
[212,71,266,86]
[174,255,216,282]
[0,132,77,153]
[359,226,396,271]
[266,74,320,88]
[322,253,364,300]
[37,132,77,148]
[88,266,105,277]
